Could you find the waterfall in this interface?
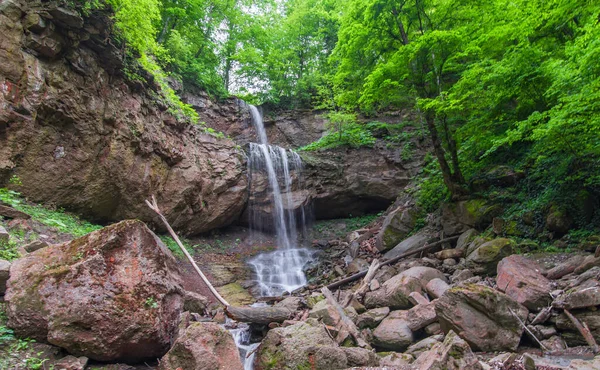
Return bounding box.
[246,105,313,296]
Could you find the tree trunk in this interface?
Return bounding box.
[224,306,292,325]
[425,112,466,199]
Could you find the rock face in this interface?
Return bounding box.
[253,319,378,370]
[159,322,243,370]
[0,1,247,235]
[497,255,552,310]
[435,284,528,352]
[5,220,194,362]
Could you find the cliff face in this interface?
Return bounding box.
[0,0,248,234]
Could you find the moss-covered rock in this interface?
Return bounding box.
[376,206,418,252]
[546,205,573,235]
[441,199,503,235]
[216,282,254,306]
[466,238,515,275]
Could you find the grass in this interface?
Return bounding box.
[312,213,381,238]
[0,188,102,238]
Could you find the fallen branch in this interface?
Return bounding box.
[326,236,459,290]
[509,308,549,352]
[322,287,370,348]
[145,195,230,307]
[342,259,381,308]
[564,309,599,353]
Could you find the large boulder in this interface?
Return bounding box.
[372,311,414,351]
[376,205,418,252]
[497,255,552,310]
[364,267,446,309]
[412,330,483,370]
[253,319,378,370]
[5,220,197,362]
[466,238,514,275]
[383,229,433,259]
[435,284,528,352]
[440,199,502,235]
[0,1,247,235]
[159,322,243,370]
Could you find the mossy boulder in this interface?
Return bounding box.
[546,205,573,235]
[253,319,378,370]
[440,199,503,235]
[159,322,243,370]
[5,220,198,362]
[216,282,254,306]
[376,206,418,252]
[466,238,515,275]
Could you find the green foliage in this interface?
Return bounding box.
[0,189,102,238]
[416,156,450,213]
[312,213,380,238]
[0,238,20,262]
[158,235,185,258]
[144,297,158,309]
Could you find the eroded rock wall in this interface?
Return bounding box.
[0,0,247,234]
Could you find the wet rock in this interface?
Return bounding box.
[23,239,49,253]
[372,311,414,351]
[275,297,305,312]
[440,199,502,235]
[5,220,192,362]
[466,238,514,275]
[364,267,446,309]
[376,205,418,252]
[412,330,483,370]
[254,319,349,370]
[496,255,552,310]
[426,278,450,299]
[383,229,432,259]
[159,322,242,370]
[435,284,528,351]
[0,259,10,294]
[356,307,390,329]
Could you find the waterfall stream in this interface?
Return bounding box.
[246,105,313,297]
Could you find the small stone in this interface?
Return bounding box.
[0,225,8,243]
[23,240,49,253]
[370,279,380,291]
[451,269,474,283]
[443,258,457,267]
[435,249,464,260]
[334,265,345,277]
[372,313,414,351]
[406,335,443,357]
[409,291,430,305]
[356,307,390,329]
[0,259,11,294]
[523,354,536,370]
[405,301,437,331]
[0,204,31,219]
[424,322,442,335]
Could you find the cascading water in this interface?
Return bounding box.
[246,105,313,297]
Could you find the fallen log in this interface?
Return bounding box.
[564,309,599,353]
[326,235,460,290]
[224,306,292,325]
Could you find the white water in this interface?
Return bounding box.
[229,320,260,370]
[246,105,313,297]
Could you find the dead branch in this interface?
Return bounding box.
[326,236,459,290]
[145,195,230,307]
[564,309,599,353]
[322,287,370,349]
[342,259,381,308]
[509,308,549,352]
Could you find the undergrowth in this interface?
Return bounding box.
[0,188,102,238]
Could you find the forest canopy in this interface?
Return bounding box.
[76,0,600,229]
